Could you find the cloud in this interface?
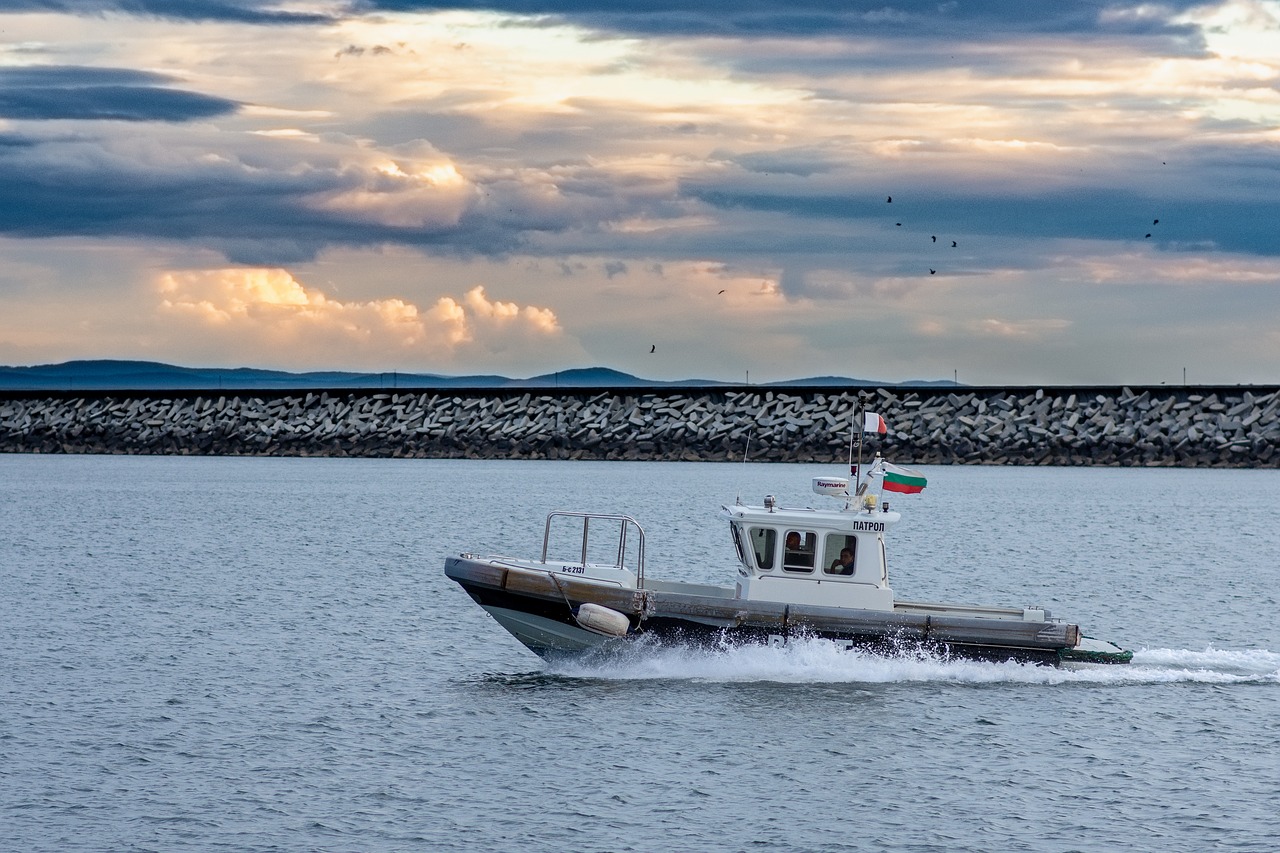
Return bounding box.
[4,2,1280,384]
[357,1,1208,43]
[0,65,240,122]
[1075,249,1280,285]
[303,149,476,228]
[158,267,432,344]
[791,268,926,302]
[0,130,501,263]
[3,5,1275,271]
[976,317,1072,338]
[0,0,337,24]
[156,267,565,367]
[463,283,561,334]
[683,180,1280,259]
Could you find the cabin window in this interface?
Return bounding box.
[782,530,816,573]
[823,534,857,576]
[729,523,747,567]
[748,527,777,571]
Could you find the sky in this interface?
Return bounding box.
[1,1,1279,384]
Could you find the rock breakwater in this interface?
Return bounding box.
[2,386,1277,466]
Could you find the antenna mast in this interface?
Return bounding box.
[735,432,752,505]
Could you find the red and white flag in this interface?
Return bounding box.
[863,412,887,435]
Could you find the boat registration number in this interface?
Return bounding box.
[560,566,586,574]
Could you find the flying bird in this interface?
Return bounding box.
[931,235,936,242]
[1153,219,1159,224]
[951,241,957,247]
[929,269,936,275]
[886,196,892,203]
[718,289,725,294]
[650,344,655,353]
[896,222,902,227]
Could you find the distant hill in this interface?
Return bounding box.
[517,367,727,388]
[0,360,497,391]
[767,375,959,388]
[0,359,937,391]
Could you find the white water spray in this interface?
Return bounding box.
[547,637,1280,686]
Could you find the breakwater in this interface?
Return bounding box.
[1,386,1277,466]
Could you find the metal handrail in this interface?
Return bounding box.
[540,511,647,588]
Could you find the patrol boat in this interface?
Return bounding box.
[444,462,1132,666]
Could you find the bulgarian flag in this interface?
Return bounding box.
[863,412,887,435]
[879,461,927,494]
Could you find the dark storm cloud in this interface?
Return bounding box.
[0,66,239,122]
[0,0,1211,61]
[0,0,334,24]
[0,133,38,148]
[0,132,591,264]
[0,86,238,123]
[357,0,1206,43]
[3,0,1209,43]
[0,4,1259,271]
[0,169,481,265]
[682,178,1280,260]
[0,67,169,87]
[0,145,316,243]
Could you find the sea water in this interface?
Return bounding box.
[1,455,1277,852]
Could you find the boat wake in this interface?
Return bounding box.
[546,637,1280,686]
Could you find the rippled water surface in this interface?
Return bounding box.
[2,455,1278,852]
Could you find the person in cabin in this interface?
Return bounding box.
[784,531,814,568]
[829,548,855,575]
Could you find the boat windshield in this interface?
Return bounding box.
[748,527,776,570]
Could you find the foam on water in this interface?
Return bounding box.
[548,636,1280,686]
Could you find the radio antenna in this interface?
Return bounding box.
[735,432,752,505]
[850,393,868,493]
[847,409,856,477]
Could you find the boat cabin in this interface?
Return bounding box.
[721,480,900,611]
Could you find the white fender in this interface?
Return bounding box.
[575,602,630,637]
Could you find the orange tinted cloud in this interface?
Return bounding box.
[305,150,475,228]
[157,268,563,368]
